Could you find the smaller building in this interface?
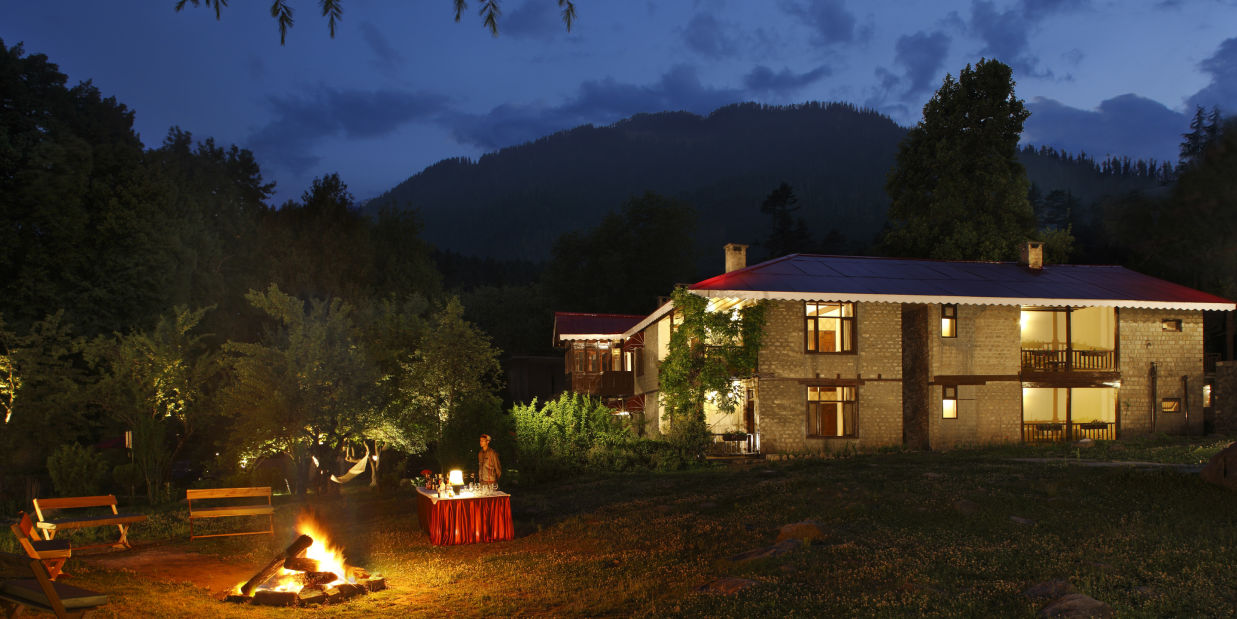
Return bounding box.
[552,312,645,414]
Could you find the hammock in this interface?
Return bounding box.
[310,443,370,483]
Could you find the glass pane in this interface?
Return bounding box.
[1021,310,1067,350]
[1071,306,1116,351]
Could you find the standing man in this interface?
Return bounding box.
[478,433,502,486]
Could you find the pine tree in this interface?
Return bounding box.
[881,58,1035,261]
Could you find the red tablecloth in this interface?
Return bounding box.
[415,487,514,545]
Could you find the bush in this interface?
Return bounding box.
[512,393,659,483]
[47,443,110,496]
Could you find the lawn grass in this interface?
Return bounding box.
[11,436,1237,617]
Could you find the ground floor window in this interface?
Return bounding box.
[1022,387,1117,441]
[807,386,856,437]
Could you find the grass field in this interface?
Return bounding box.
[7,436,1237,617]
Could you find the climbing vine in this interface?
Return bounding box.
[659,286,766,450]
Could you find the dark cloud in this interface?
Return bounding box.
[360,22,403,76]
[682,13,738,58]
[970,0,1042,76]
[780,0,857,46]
[248,86,448,176]
[503,0,567,39]
[446,65,743,150]
[1023,94,1185,161]
[968,0,1085,77]
[895,30,951,97]
[1187,36,1237,114]
[743,64,829,95]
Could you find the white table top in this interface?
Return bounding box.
[415,486,510,504]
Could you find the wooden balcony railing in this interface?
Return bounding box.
[1021,421,1116,443]
[598,370,633,397]
[1021,349,1115,372]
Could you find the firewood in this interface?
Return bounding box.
[253,589,298,607]
[241,534,314,596]
[298,588,327,605]
[302,571,339,586]
[224,593,252,604]
[283,557,319,572]
[358,576,387,592]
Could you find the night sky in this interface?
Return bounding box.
[5,1,1235,206]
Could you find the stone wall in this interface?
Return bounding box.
[929,304,1023,447]
[1117,308,1205,436]
[1214,361,1237,435]
[755,300,903,453]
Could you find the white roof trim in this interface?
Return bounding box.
[623,300,675,338]
[557,334,626,342]
[691,289,1236,312]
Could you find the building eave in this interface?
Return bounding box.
[689,289,1237,312]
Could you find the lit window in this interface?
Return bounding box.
[1162,319,1182,332]
[942,385,958,419]
[1204,384,1213,408]
[807,386,856,437]
[806,302,855,353]
[941,304,957,338]
[1161,398,1181,413]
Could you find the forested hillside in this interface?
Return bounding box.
[371,102,1164,266]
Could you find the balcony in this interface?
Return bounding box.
[599,370,633,397]
[1021,348,1115,372]
[1021,421,1116,443]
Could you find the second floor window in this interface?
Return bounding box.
[941,304,957,338]
[806,302,855,353]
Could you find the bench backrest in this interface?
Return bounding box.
[186,487,271,501]
[15,512,35,539]
[32,496,119,521]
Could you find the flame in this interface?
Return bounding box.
[237,510,356,594]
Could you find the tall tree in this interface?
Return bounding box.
[90,307,219,504]
[395,298,503,469]
[544,191,697,314]
[882,58,1036,261]
[221,285,379,495]
[760,182,813,258]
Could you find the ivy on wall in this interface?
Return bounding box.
[659,286,766,449]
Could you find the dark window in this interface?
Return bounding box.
[805,302,855,353]
[942,385,958,419]
[572,344,584,373]
[1162,319,1183,332]
[636,348,645,376]
[807,386,856,437]
[941,304,957,338]
[585,348,599,373]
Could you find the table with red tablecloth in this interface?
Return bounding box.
[415,487,514,545]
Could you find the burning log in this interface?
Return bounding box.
[241,534,314,596]
[283,557,320,572]
[298,588,327,605]
[301,571,339,587]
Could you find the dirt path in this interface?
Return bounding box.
[81,543,256,597]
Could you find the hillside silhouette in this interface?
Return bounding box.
[370,102,1162,264]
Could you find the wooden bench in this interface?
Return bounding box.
[31,496,146,551]
[10,512,71,580]
[186,487,274,540]
[0,556,108,618]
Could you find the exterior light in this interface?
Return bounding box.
[449,470,464,486]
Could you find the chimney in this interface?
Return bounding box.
[724,243,748,273]
[1020,241,1043,270]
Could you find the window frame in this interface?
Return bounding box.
[806,385,858,438]
[804,301,857,354]
[1162,319,1183,332]
[941,304,957,338]
[942,385,958,419]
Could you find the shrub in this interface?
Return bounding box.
[511,392,649,483]
[47,443,110,497]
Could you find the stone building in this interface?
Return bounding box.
[587,243,1234,454]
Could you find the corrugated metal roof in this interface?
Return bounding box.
[553,312,646,342]
[689,254,1236,310]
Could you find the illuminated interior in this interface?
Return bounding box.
[1020,307,1115,351]
[1022,387,1117,424]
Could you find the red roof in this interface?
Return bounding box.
[553,312,646,343]
[690,254,1235,310]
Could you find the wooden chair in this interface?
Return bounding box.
[0,556,107,618]
[10,512,71,581]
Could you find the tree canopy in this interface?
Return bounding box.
[175,0,576,44]
[881,58,1036,261]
